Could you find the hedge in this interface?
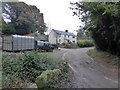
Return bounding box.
[77,40,94,47]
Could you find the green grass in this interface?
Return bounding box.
[87,49,119,68]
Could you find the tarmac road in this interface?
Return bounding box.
[55,47,118,88]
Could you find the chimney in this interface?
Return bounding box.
[65,30,68,32]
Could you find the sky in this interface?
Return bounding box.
[19,0,83,34]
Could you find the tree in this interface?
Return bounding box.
[29,5,47,34]
[70,2,120,55]
[2,2,35,35]
[2,2,46,35]
[77,30,84,40]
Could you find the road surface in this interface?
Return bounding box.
[54,47,118,88]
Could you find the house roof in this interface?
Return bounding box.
[52,29,75,36]
[34,35,48,41]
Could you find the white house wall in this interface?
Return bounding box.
[68,35,77,43]
[57,35,65,44]
[49,31,57,44]
[58,35,77,44]
[74,37,77,43]
[49,30,77,44]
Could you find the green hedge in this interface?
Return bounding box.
[60,43,79,49]
[77,40,94,47]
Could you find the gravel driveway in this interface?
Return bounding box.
[54,47,118,88]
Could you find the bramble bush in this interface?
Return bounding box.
[2,51,69,88]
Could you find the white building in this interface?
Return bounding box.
[49,29,77,45]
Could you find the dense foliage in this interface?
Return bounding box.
[77,40,94,47]
[60,43,79,49]
[2,2,46,35]
[2,51,68,88]
[70,2,120,56]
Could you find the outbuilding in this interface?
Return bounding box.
[2,35,35,51]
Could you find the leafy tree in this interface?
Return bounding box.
[70,2,120,55]
[2,22,16,35]
[2,2,35,35]
[29,5,47,34]
[2,2,46,35]
[77,30,84,40]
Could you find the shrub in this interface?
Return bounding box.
[60,43,78,49]
[2,51,65,88]
[18,51,42,81]
[2,51,44,83]
[2,74,23,88]
[19,51,63,81]
[36,69,61,88]
[36,61,69,88]
[2,53,23,88]
[77,40,94,47]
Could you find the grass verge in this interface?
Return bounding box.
[87,49,119,68]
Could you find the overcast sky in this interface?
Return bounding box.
[19,0,83,34]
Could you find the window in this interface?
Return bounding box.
[73,36,75,38]
[59,39,61,42]
[73,41,75,43]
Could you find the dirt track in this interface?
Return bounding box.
[55,47,118,88]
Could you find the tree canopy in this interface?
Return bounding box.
[70,2,120,55]
[2,2,46,35]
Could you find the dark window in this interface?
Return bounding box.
[73,41,75,43]
[73,36,75,38]
[59,39,61,42]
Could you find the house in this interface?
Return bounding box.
[49,29,77,45]
[34,35,48,42]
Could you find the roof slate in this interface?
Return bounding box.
[34,35,48,41]
[52,29,75,36]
